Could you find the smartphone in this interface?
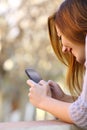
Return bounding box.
[25,68,42,83]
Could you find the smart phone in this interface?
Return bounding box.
[25,68,42,83]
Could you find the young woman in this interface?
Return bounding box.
[26,0,87,128]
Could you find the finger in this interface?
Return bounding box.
[39,80,47,85]
[28,92,30,97]
[48,80,55,86]
[27,79,37,87]
[28,92,32,100]
[29,87,32,92]
[48,80,60,88]
[47,80,57,91]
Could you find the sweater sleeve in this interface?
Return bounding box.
[69,35,87,128]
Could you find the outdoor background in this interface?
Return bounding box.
[0,0,66,122]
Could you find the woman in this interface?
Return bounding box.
[26,0,87,128]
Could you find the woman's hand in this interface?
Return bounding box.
[48,80,65,100]
[48,80,74,102]
[27,80,52,108]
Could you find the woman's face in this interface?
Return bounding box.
[56,26,85,64]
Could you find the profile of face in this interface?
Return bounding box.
[56,26,85,64]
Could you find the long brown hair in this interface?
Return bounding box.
[48,0,87,97]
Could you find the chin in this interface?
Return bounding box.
[76,58,85,64]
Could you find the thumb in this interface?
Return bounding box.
[26,79,37,87]
[48,80,55,86]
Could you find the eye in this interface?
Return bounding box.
[56,33,62,46]
[59,36,62,40]
[58,35,61,40]
[57,34,62,41]
[58,36,62,45]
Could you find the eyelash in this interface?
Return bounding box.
[58,36,62,45]
[58,36,61,40]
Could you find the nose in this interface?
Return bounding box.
[62,46,71,53]
[62,46,67,53]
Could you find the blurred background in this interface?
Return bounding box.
[0,0,66,122]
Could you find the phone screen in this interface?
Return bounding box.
[25,68,42,83]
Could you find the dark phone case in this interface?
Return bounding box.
[25,68,42,83]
